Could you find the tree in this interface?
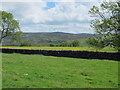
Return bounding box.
[89,0,120,51]
[71,40,79,47]
[20,41,32,47]
[86,37,107,48]
[0,11,22,43]
[86,38,99,47]
[60,41,69,47]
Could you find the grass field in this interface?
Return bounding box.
[2,53,118,88]
[1,46,117,52]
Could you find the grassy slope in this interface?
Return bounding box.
[2,53,118,88]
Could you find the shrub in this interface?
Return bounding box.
[20,41,32,46]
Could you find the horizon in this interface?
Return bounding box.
[22,31,94,34]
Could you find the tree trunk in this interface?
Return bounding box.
[0,38,2,44]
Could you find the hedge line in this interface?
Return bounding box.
[1,48,120,61]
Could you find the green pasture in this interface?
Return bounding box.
[2,53,118,88]
[1,46,117,52]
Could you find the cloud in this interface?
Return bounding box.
[21,23,94,34]
[1,2,48,24]
[1,2,93,24]
[1,0,43,2]
[2,0,99,2]
[1,1,98,33]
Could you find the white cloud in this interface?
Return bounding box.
[1,2,93,24]
[2,0,99,2]
[1,2,47,24]
[1,1,97,33]
[52,0,98,2]
[21,23,94,34]
[45,2,93,24]
[1,0,44,2]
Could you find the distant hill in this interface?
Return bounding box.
[3,32,95,46]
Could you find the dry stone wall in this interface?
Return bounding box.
[1,48,120,61]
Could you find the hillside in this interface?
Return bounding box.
[3,32,95,46]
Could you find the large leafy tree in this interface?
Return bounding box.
[89,0,120,51]
[0,11,22,43]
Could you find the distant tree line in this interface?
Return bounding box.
[3,40,80,47]
[49,40,80,47]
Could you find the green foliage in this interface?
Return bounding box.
[34,44,45,47]
[20,41,32,47]
[3,53,118,88]
[86,38,98,47]
[111,34,120,51]
[86,38,110,48]
[49,40,80,47]
[71,40,80,47]
[0,10,22,43]
[89,1,120,51]
[10,31,22,41]
[49,43,55,47]
[59,41,70,47]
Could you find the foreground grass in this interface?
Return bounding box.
[2,53,118,88]
[1,46,117,52]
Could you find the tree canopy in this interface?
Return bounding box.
[0,11,22,43]
[89,0,120,51]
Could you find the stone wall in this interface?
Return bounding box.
[1,48,120,61]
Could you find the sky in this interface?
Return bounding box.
[0,0,106,34]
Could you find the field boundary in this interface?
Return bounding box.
[1,48,120,61]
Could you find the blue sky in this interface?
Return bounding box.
[44,2,56,10]
[1,0,103,34]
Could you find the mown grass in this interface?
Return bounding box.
[1,46,117,52]
[2,53,118,88]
